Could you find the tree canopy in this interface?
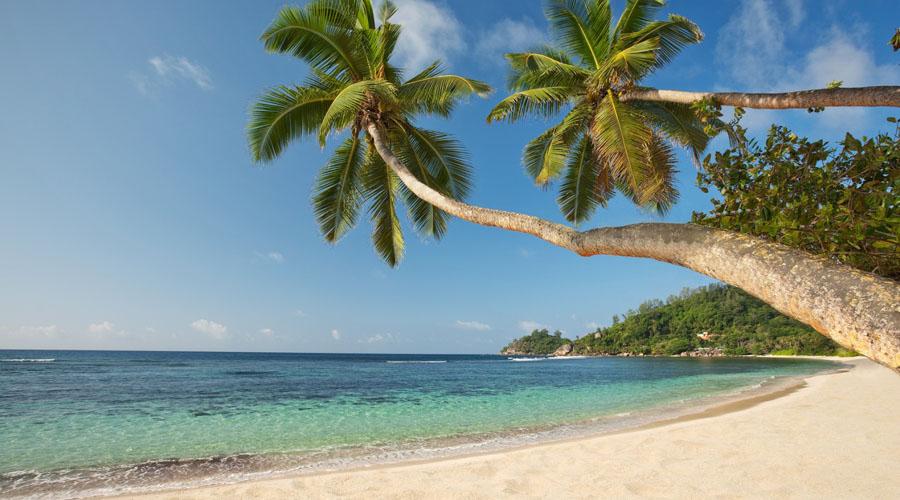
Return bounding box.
[693,118,900,280]
[488,0,713,224]
[248,0,489,265]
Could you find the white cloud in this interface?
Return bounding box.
[294,309,308,317]
[716,0,789,88]
[359,333,395,344]
[258,328,274,337]
[130,55,212,95]
[477,18,545,61]
[191,319,227,339]
[518,320,548,333]
[717,2,898,131]
[785,0,805,27]
[87,321,115,334]
[255,251,285,263]
[331,329,341,340]
[388,0,466,72]
[455,320,492,331]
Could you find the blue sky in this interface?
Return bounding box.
[1,0,897,353]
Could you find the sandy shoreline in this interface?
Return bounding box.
[116,357,900,499]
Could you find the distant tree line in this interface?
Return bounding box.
[502,284,858,357]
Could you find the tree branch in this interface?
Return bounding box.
[367,123,900,370]
[619,86,900,109]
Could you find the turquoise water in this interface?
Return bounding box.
[0,350,836,498]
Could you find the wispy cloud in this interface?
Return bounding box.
[190,319,227,339]
[518,320,548,333]
[455,320,492,331]
[294,309,308,317]
[716,0,898,131]
[254,251,285,263]
[258,328,274,337]
[359,333,395,344]
[389,0,466,72]
[477,17,546,61]
[130,55,212,95]
[87,321,115,334]
[331,329,341,340]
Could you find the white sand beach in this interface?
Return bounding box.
[126,357,900,499]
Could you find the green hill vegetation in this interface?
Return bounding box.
[501,284,857,357]
[500,329,569,356]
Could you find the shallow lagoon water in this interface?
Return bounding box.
[0,350,837,498]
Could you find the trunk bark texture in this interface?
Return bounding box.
[368,124,900,370]
[619,86,900,109]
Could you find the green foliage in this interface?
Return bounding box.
[490,0,706,224]
[572,284,851,356]
[501,329,570,355]
[249,0,491,266]
[501,285,851,357]
[693,119,900,279]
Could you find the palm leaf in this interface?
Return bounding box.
[486,86,574,123]
[261,6,364,80]
[318,79,397,146]
[400,62,491,116]
[619,14,703,74]
[558,133,604,224]
[597,37,659,83]
[388,126,450,239]
[313,134,366,241]
[546,0,603,69]
[506,48,590,91]
[635,100,709,162]
[248,85,335,162]
[405,126,473,199]
[363,149,405,266]
[613,0,665,39]
[523,103,592,184]
[639,132,679,213]
[591,91,653,199]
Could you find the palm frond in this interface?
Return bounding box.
[261,5,364,79]
[318,79,397,146]
[388,125,451,239]
[506,48,591,91]
[635,100,709,163]
[546,0,603,69]
[597,37,659,83]
[613,0,665,39]
[524,103,592,184]
[591,91,653,198]
[313,134,366,242]
[558,133,604,224]
[405,126,473,199]
[486,86,574,123]
[584,0,613,60]
[248,85,335,162]
[619,14,703,73]
[306,0,361,29]
[363,149,405,266]
[639,132,679,213]
[400,62,491,116]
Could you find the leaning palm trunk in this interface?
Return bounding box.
[368,124,900,370]
[620,86,900,109]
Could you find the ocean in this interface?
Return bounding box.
[0,350,837,498]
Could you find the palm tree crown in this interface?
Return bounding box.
[248,0,490,266]
[488,0,709,224]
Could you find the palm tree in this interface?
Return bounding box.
[249,0,899,369]
[488,0,709,224]
[248,0,489,266]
